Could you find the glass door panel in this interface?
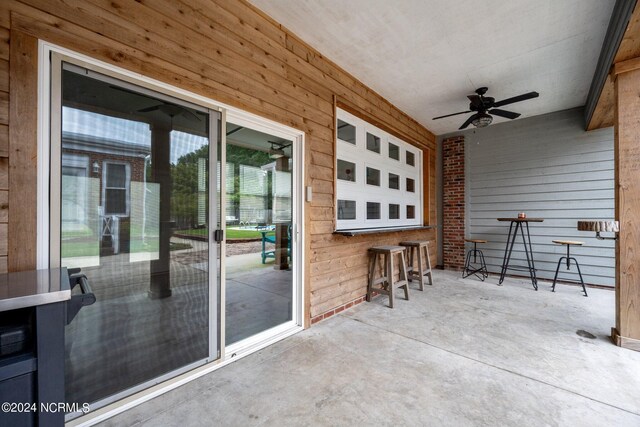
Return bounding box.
[58,63,217,407]
[225,122,293,345]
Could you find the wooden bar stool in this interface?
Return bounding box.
[552,240,587,297]
[463,239,489,281]
[367,246,410,308]
[399,240,434,290]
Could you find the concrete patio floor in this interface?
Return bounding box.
[99,270,640,426]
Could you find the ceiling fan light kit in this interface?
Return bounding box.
[433,87,539,130]
[268,141,291,159]
[471,112,492,128]
[269,147,285,159]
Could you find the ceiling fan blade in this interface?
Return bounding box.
[459,114,478,130]
[432,110,472,120]
[489,108,521,119]
[110,85,147,98]
[227,125,244,136]
[180,108,203,122]
[493,91,539,107]
[138,105,161,113]
[467,94,482,108]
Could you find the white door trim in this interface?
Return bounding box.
[224,108,305,342]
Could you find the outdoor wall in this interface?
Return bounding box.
[442,108,615,286]
[0,0,436,324]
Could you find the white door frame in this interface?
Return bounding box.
[38,41,305,427]
[48,51,222,419]
[222,109,305,359]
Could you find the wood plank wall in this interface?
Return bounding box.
[0,17,8,273]
[0,0,436,322]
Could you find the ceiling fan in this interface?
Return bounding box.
[108,85,201,122]
[433,87,539,130]
[137,103,201,122]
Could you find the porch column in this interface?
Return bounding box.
[442,135,466,271]
[612,63,640,351]
[149,121,172,299]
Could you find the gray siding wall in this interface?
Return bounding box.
[453,108,615,286]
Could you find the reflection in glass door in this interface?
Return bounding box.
[53,61,219,409]
[224,122,294,345]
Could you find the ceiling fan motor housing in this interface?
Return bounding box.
[469,97,494,112]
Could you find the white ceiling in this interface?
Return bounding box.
[249,0,615,135]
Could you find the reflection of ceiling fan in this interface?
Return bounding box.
[137,103,201,122]
[268,141,291,159]
[108,85,201,122]
[433,87,539,129]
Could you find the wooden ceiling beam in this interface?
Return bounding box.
[613,55,640,75]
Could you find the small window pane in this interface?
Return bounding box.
[366,132,380,153]
[389,143,399,160]
[367,202,381,220]
[105,189,126,215]
[337,200,356,220]
[406,178,415,193]
[389,204,400,219]
[337,159,356,182]
[106,163,126,188]
[337,119,356,144]
[406,205,415,219]
[366,167,380,186]
[389,173,399,190]
[406,151,415,166]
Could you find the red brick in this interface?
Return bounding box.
[443,135,465,271]
[323,309,335,319]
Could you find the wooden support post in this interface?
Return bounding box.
[8,30,38,272]
[612,66,640,351]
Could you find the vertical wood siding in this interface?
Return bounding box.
[463,108,615,286]
[0,22,8,272]
[0,0,437,321]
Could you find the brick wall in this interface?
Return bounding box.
[443,135,465,270]
[64,149,147,185]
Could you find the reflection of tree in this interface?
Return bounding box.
[228,143,271,168]
[227,145,271,218]
[172,145,208,230]
[171,144,271,230]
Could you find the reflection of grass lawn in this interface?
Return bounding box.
[130,240,159,253]
[61,241,99,258]
[179,229,208,237]
[180,228,267,239]
[61,238,191,258]
[169,242,192,251]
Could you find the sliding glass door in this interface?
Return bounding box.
[47,50,302,419]
[224,122,294,346]
[52,59,220,409]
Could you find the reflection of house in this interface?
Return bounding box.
[61,123,150,256]
[63,131,149,215]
